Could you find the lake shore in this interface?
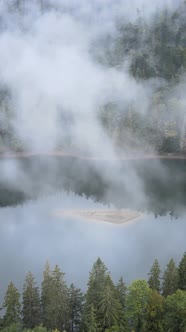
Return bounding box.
[0,150,186,161]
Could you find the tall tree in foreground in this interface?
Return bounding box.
[178,252,186,290]
[3,282,21,327]
[68,283,84,332]
[41,261,53,329]
[164,289,186,332]
[126,279,150,332]
[98,275,122,330]
[162,258,178,297]
[84,258,109,329]
[85,304,97,332]
[116,277,127,310]
[142,290,164,332]
[50,265,69,331]
[148,259,161,293]
[22,271,41,329]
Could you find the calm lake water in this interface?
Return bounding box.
[0,156,186,291]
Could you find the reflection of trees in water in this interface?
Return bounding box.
[0,157,185,218]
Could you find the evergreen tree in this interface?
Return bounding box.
[164,289,186,332]
[162,258,179,297]
[22,271,41,329]
[84,258,109,330]
[3,282,21,327]
[126,280,150,332]
[41,261,53,329]
[51,265,69,331]
[68,283,84,332]
[99,275,122,330]
[116,277,127,309]
[85,305,97,332]
[178,252,186,290]
[148,259,161,293]
[41,262,69,330]
[142,290,164,332]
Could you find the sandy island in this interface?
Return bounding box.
[53,209,143,225]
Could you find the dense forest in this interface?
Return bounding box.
[1,1,186,153]
[0,253,185,332]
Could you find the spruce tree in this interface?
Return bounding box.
[68,284,84,332]
[41,261,53,329]
[51,265,69,331]
[84,258,109,329]
[148,259,161,293]
[178,252,186,290]
[99,275,122,330]
[116,277,127,309]
[41,262,69,331]
[3,282,21,327]
[162,258,178,297]
[85,305,97,332]
[22,271,41,329]
[142,290,164,332]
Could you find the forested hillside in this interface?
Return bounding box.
[0,254,186,332]
[0,1,186,154]
[97,1,186,153]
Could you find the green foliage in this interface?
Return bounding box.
[98,275,122,329]
[22,272,41,329]
[148,259,161,293]
[116,277,127,310]
[41,262,69,330]
[68,283,84,332]
[3,282,21,327]
[84,304,97,332]
[178,252,186,290]
[1,256,186,332]
[32,326,48,332]
[162,258,179,297]
[142,290,164,332]
[0,323,21,332]
[164,290,186,332]
[126,279,150,332]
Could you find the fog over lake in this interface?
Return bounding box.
[1,189,186,294]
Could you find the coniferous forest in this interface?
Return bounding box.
[0,253,186,332]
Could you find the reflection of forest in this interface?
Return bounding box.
[0,156,185,218]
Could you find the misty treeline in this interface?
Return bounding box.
[98,0,186,154]
[0,253,186,332]
[1,1,186,154]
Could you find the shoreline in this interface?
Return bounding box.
[0,150,186,161]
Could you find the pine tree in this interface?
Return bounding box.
[68,284,84,332]
[3,282,21,327]
[41,261,53,329]
[84,258,109,329]
[99,275,122,330]
[126,280,150,332]
[148,259,161,293]
[51,265,69,331]
[22,271,41,329]
[162,258,178,297]
[164,290,186,332]
[116,277,127,309]
[41,262,69,331]
[142,290,164,332]
[115,277,129,331]
[178,252,186,290]
[85,304,97,332]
